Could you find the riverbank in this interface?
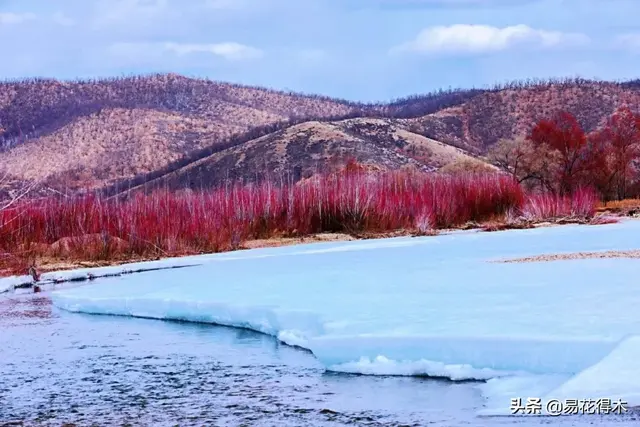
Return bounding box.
[0,219,582,279]
[0,171,601,276]
[1,175,635,281]
[2,214,633,294]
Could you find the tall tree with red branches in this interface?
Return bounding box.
[582,130,614,200]
[594,106,640,200]
[528,111,587,195]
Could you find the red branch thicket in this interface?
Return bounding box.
[0,167,604,276]
[521,187,599,221]
[0,171,527,263]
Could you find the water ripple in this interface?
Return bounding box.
[1,294,638,426]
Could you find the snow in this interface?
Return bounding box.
[478,374,572,415]
[542,336,640,406]
[308,335,620,375]
[327,355,504,380]
[479,336,640,415]
[0,276,33,294]
[0,258,204,293]
[44,219,640,414]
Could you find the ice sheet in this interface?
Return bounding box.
[479,336,640,415]
[542,336,640,406]
[48,219,640,413]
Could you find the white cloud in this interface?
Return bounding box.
[101,40,264,72]
[164,42,263,60]
[108,41,263,63]
[0,12,37,25]
[392,24,590,55]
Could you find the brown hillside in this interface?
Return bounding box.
[405,82,640,152]
[0,74,361,189]
[127,118,487,191]
[0,108,246,189]
[2,75,640,193]
[0,74,359,142]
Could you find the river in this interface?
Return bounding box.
[1,291,638,427]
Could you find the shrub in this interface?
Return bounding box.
[0,171,606,274]
[522,187,598,221]
[0,171,524,269]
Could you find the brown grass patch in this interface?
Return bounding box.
[241,233,356,249]
[598,199,640,215]
[494,249,640,263]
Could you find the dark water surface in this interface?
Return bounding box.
[1,292,638,427]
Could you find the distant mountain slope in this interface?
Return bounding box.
[0,74,365,189]
[0,74,360,143]
[1,75,640,193]
[0,74,485,191]
[127,118,488,191]
[405,82,640,152]
[0,107,246,189]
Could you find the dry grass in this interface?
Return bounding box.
[438,158,498,174]
[494,249,640,263]
[241,232,356,249]
[598,199,640,213]
[0,233,359,276]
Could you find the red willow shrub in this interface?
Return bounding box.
[0,171,524,262]
[522,187,598,221]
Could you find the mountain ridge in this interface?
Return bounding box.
[1,74,640,194]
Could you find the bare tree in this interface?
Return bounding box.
[487,136,563,192]
[0,172,37,286]
[488,137,534,182]
[0,171,35,211]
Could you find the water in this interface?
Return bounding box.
[2,291,638,426]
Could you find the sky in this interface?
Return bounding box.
[0,0,639,102]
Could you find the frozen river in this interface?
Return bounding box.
[3,220,640,425]
[2,294,638,426]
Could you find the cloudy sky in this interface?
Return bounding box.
[1,0,639,101]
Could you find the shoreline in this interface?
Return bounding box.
[1,214,635,293]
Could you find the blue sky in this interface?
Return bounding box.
[0,0,639,101]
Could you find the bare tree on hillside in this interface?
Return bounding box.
[0,171,35,211]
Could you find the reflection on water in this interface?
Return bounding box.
[1,292,638,426]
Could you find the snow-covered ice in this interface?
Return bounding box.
[0,276,32,294]
[542,336,640,404]
[45,219,640,414]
